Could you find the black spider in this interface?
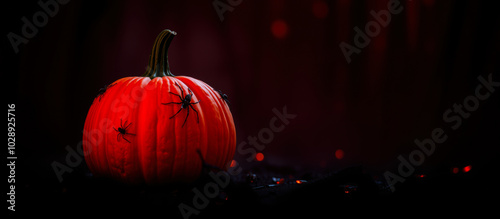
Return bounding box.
[113,119,135,143]
[217,90,230,106]
[162,82,200,127]
[96,83,116,101]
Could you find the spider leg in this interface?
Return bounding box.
[125,132,136,136]
[178,83,185,98]
[173,82,185,98]
[182,106,190,127]
[113,127,118,132]
[189,104,200,124]
[188,88,198,102]
[162,102,182,105]
[117,133,121,142]
[124,121,132,129]
[169,91,182,100]
[192,100,200,105]
[123,136,131,143]
[169,107,183,119]
[120,118,123,127]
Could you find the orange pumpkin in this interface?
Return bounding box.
[83,29,236,184]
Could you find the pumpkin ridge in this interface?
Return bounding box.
[175,77,208,178]
[196,80,222,169]
[199,80,232,168]
[176,79,192,181]
[101,79,128,180]
[153,78,161,183]
[112,78,139,181]
[165,77,180,181]
[178,77,228,169]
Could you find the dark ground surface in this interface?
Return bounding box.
[14,159,497,218]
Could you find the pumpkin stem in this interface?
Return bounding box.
[143,29,177,78]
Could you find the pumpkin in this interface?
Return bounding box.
[83,29,236,184]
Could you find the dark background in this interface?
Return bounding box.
[3,0,500,217]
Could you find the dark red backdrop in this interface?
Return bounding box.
[4,0,499,193]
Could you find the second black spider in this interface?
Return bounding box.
[217,90,230,106]
[96,83,116,101]
[113,119,135,143]
[162,82,200,127]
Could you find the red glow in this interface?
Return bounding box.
[418,174,425,178]
[230,160,237,168]
[255,152,264,161]
[271,19,288,39]
[296,180,302,184]
[463,165,472,173]
[335,149,344,159]
[312,0,329,19]
[276,178,284,184]
[452,167,459,174]
[422,0,435,7]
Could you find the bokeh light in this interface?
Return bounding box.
[255,152,265,161]
[230,160,237,168]
[463,165,472,173]
[335,149,344,160]
[271,19,288,39]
